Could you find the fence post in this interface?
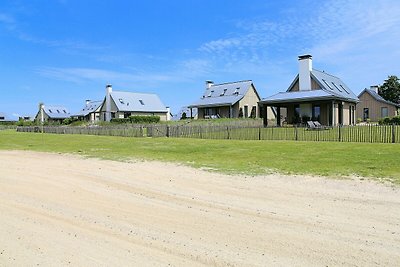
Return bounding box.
[226,126,230,139]
[258,127,261,140]
[392,124,396,143]
[166,125,170,138]
[338,125,342,142]
[295,126,298,141]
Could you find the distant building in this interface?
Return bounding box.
[34,104,71,123]
[73,100,102,122]
[357,86,400,121]
[260,55,359,126]
[0,112,18,122]
[99,85,170,121]
[188,80,273,119]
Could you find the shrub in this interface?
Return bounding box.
[110,118,130,124]
[62,118,79,125]
[129,115,160,124]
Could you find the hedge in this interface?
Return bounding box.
[111,115,160,124]
[378,116,400,125]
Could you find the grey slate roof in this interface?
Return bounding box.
[359,89,400,107]
[0,112,18,122]
[311,69,359,102]
[260,90,338,104]
[110,91,167,112]
[43,105,71,119]
[74,100,102,117]
[261,69,359,105]
[188,80,255,108]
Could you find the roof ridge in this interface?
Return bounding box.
[211,80,252,86]
[312,68,339,79]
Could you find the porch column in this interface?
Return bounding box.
[229,106,233,118]
[276,107,281,126]
[263,105,268,126]
[331,101,335,126]
[190,108,193,119]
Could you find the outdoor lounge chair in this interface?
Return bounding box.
[306,121,317,130]
[313,121,329,129]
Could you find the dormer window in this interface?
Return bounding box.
[48,109,52,113]
[233,87,240,95]
[63,110,67,113]
[220,88,227,96]
[57,110,60,113]
[139,100,144,105]
[207,90,214,97]
[119,98,125,104]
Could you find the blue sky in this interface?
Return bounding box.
[1,0,400,118]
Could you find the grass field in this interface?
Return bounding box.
[1,130,400,184]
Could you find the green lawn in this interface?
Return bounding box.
[1,130,399,184]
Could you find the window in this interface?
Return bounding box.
[0,116,4,120]
[331,82,342,92]
[49,109,52,113]
[57,110,60,113]
[220,88,227,96]
[244,106,249,118]
[363,108,369,121]
[339,84,350,94]
[207,90,214,97]
[119,98,124,104]
[322,79,333,90]
[312,105,321,121]
[63,110,67,113]
[233,87,240,95]
[139,100,144,105]
[250,106,256,118]
[381,107,388,118]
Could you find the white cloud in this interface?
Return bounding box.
[0,13,16,30]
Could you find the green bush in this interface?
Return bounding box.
[62,118,79,125]
[110,118,130,124]
[378,116,400,125]
[129,115,160,124]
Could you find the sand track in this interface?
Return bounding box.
[0,150,399,266]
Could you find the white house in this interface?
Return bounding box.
[99,84,170,121]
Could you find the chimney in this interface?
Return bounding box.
[166,107,171,121]
[85,99,91,105]
[370,85,379,94]
[298,55,312,91]
[105,84,112,122]
[205,80,214,90]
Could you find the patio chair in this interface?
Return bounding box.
[306,121,317,130]
[313,121,328,129]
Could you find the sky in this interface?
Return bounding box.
[1,0,400,118]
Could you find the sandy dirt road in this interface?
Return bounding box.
[0,150,399,266]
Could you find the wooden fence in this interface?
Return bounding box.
[16,124,400,143]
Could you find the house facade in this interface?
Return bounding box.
[34,104,71,123]
[73,100,102,122]
[259,55,359,126]
[357,86,400,121]
[188,80,273,119]
[100,85,170,121]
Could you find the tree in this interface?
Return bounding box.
[180,112,187,120]
[379,75,400,104]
